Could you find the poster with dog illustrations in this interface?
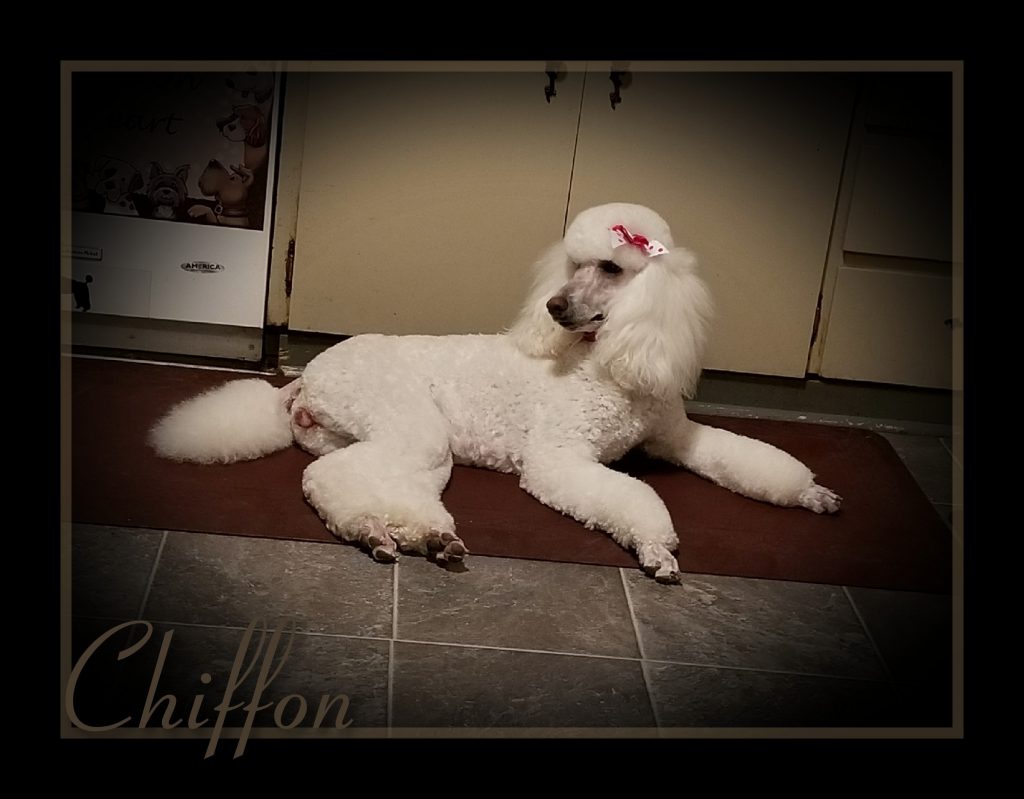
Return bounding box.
[68,70,280,328]
[72,71,274,229]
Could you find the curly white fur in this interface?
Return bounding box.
[149,202,841,582]
[148,379,293,464]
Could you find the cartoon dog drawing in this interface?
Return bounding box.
[217,105,268,173]
[187,159,252,227]
[86,157,143,216]
[224,72,274,106]
[143,163,191,220]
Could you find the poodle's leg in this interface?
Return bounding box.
[644,404,841,513]
[519,447,681,583]
[289,384,356,458]
[300,418,467,564]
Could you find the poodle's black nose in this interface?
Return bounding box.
[546,296,569,318]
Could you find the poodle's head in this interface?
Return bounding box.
[508,202,713,400]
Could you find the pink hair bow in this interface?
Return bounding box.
[609,224,668,257]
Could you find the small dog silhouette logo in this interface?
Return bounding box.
[180,261,225,274]
[67,275,93,311]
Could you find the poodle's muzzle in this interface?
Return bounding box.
[545,260,629,333]
[546,295,605,332]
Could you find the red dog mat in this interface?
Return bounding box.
[68,357,953,593]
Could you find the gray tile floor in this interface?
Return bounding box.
[68,426,958,733]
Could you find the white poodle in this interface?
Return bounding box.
[150,202,841,583]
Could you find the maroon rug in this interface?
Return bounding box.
[68,357,952,592]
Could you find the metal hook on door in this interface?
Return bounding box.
[545,71,558,102]
[609,70,631,110]
[544,63,566,103]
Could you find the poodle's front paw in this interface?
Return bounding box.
[798,483,842,514]
[637,542,682,585]
[426,530,469,565]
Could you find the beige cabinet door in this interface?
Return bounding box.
[818,263,952,388]
[567,70,856,378]
[289,70,584,336]
[816,73,953,390]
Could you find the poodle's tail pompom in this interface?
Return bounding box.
[148,379,296,464]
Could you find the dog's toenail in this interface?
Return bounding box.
[372,547,396,562]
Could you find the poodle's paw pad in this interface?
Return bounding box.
[638,542,682,585]
[799,484,842,514]
[427,530,469,564]
[358,518,399,563]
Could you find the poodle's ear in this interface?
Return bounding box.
[594,246,713,400]
[506,241,577,358]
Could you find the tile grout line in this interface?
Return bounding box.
[638,656,888,684]
[396,637,891,684]
[398,636,643,662]
[106,617,393,642]
[135,531,168,619]
[392,561,400,640]
[639,660,663,730]
[887,434,954,506]
[386,640,395,734]
[387,561,399,732]
[841,586,896,685]
[932,502,955,533]
[71,610,892,687]
[939,436,962,471]
[618,568,662,728]
[618,568,647,660]
[99,613,889,686]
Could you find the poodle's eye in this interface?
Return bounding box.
[598,260,623,275]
